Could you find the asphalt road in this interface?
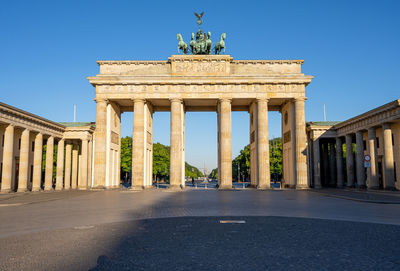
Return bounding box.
[0,189,400,270]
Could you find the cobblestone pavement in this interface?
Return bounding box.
[311,188,400,204]
[0,189,400,270]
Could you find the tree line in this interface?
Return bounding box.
[121,137,203,182]
[209,137,282,181]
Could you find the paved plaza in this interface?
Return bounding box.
[0,188,400,270]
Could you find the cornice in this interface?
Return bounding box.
[334,99,400,131]
[87,75,314,86]
[97,60,167,65]
[232,60,304,65]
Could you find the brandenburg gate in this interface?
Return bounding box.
[87,54,313,190]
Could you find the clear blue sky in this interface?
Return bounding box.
[1,0,399,172]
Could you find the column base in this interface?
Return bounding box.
[295,185,309,190]
[218,185,233,190]
[91,186,106,190]
[0,189,11,194]
[257,185,271,190]
[368,186,380,190]
[130,185,144,191]
[169,184,183,190]
[78,186,88,190]
[17,188,28,193]
[55,187,63,191]
[44,188,53,192]
[31,187,41,192]
[384,186,397,191]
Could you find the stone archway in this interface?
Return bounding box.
[88,55,313,189]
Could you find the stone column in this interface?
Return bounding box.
[368,128,379,189]
[355,131,366,188]
[322,142,329,186]
[55,139,64,191]
[71,145,78,189]
[345,134,354,187]
[44,136,54,191]
[329,141,337,187]
[382,123,395,189]
[1,125,14,193]
[170,98,183,190]
[294,98,308,188]
[32,133,43,192]
[219,98,232,189]
[17,129,30,192]
[257,98,270,189]
[132,99,145,190]
[313,139,321,188]
[79,139,88,190]
[88,140,92,188]
[93,98,107,188]
[335,137,344,188]
[64,143,72,189]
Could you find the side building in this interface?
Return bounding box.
[307,99,400,190]
[0,102,95,192]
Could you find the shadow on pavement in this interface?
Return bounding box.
[88,216,400,271]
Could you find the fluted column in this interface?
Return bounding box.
[170,98,183,190]
[257,98,270,189]
[368,128,379,189]
[93,98,107,188]
[329,141,337,187]
[345,134,354,187]
[335,137,344,188]
[1,125,14,193]
[382,123,395,189]
[44,136,54,191]
[218,98,232,189]
[71,145,78,189]
[132,99,145,190]
[79,139,88,190]
[32,133,43,192]
[88,140,92,188]
[294,98,308,188]
[313,139,321,188]
[64,143,72,189]
[17,129,30,192]
[55,139,64,190]
[355,131,366,188]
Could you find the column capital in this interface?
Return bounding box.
[131,98,146,103]
[94,97,109,104]
[256,97,270,103]
[219,98,232,104]
[382,123,392,130]
[169,98,182,103]
[294,97,307,102]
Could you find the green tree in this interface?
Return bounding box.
[209,168,218,179]
[185,163,204,178]
[119,139,204,182]
[212,137,283,182]
[120,136,132,172]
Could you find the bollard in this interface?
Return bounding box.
[195,183,197,189]
[205,183,207,189]
[243,183,245,189]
